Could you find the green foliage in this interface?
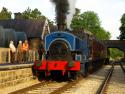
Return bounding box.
[0,7,12,19]
[22,7,31,19]
[21,7,54,25]
[121,14,125,26]
[71,9,111,40]
[71,10,100,31]
[31,8,41,19]
[48,19,55,25]
[70,8,82,30]
[22,7,46,20]
[109,48,124,60]
[74,8,80,16]
[95,27,111,40]
[118,13,125,40]
[80,11,101,30]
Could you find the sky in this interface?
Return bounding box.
[0,0,125,40]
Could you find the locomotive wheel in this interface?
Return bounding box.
[84,62,89,77]
[31,66,37,79]
[50,71,63,81]
[63,71,69,81]
[70,71,78,80]
[37,71,45,81]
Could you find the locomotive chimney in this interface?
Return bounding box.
[57,23,67,31]
[14,12,23,19]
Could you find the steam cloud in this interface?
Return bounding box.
[67,0,76,29]
[51,0,69,30]
[51,0,76,30]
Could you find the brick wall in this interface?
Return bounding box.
[0,68,33,88]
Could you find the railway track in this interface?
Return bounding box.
[9,65,112,94]
[96,63,125,94]
[9,77,83,94]
[9,80,52,94]
[50,77,83,94]
[120,62,125,73]
[96,64,114,94]
[9,64,125,94]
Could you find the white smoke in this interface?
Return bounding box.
[67,0,76,29]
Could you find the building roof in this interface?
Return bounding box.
[0,19,57,38]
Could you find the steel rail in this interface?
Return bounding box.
[9,80,51,94]
[120,62,125,73]
[50,77,83,94]
[96,64,114,94]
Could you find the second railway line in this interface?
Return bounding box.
[97,63,125,94]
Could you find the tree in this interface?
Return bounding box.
[48,19,55,25]
[31,8,41,19]
[109,48,124,60]
[70,8,82,30]
[71,11,101,31]
[31,8,46,20]
[80,11,101,32]
[118,13,125,40]
[74,8,80,16]
[71,10,111,40]
[22,7,32,19]
[95,27,111,40]
[22,7,46,20]
[21,8,54,26]
[0,7,12,19]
